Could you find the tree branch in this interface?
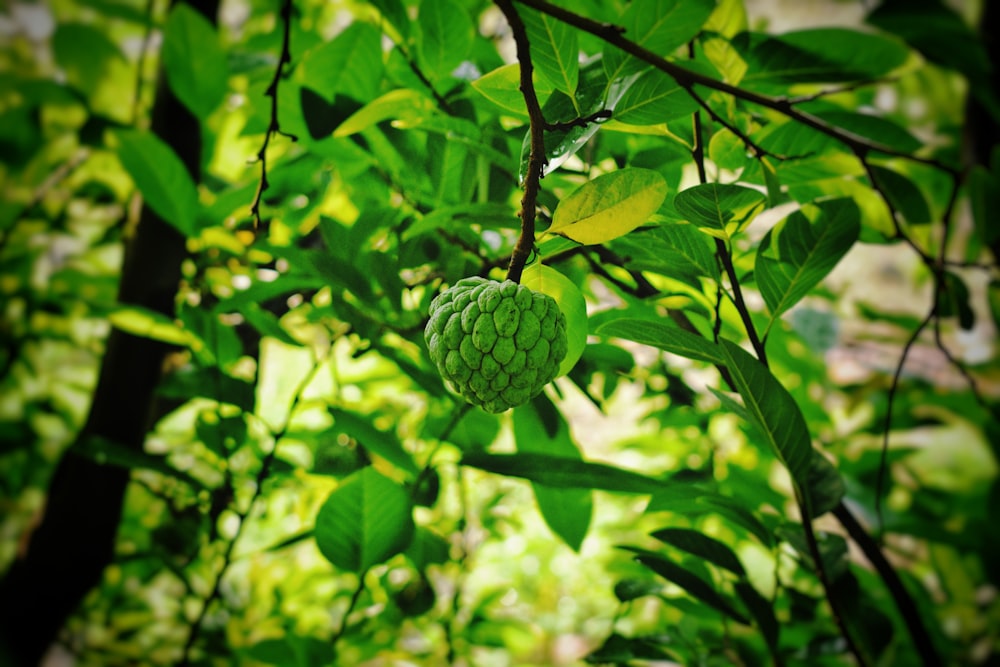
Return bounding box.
[495,0,546,284]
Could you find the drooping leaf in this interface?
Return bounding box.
[939,271,976,330]
[297,22,384,103]
[646,487,775,547]
[603,0,716,81]
[736,27,910,87]
[521,263,588,376]
[108,305,204,350]
[816,111,922,154]
[755,198,860,320]
[314,467,415,572]
[520,7,579,96]
[161,3,228,119]
[76,435,206,490]
[415,0,474,80]
[735,581,779,651]
[806,451,846,517]
[328,408,420,478]
[547,168,668,244]
[471,63,555,116]
[626,548,750,624]
[613,69,700,125]
[113,129,200,236]
[716,339,813,501]
[673,182,767,239]
[651,527,747,576]
[513,396,592,551]
[595,318,723,365]
[461,451,670,494]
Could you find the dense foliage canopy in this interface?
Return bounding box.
[1,0,998,665]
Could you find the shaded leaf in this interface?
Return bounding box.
[415,0,473,79]
[314,467,415,572]
[162,3,228,119]
[735,581,779,650]
[614,69,700,125]
[548,168,668,244]
[806,451,845,517]
[596,318,723,364]
[626,548,750,624]
[297,22,383,103]
[755,198,860,320]
[611,221,720,287]
[513,396,592,551]
[461,451,671,494]
[717,339,813,498]
[113,129,200,236]
[651,527,746,576]
[604,0,716,81]
[333,89,436,137]
[520,7,578,95]
[673,182,766,239]
[328,408,420,478]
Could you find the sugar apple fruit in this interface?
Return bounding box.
[425,276,568,413]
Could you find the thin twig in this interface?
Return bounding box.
[495,0,547,284]
[249,0,297,229]
[545,109,612,131]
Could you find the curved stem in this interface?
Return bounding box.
[495,0,547,284]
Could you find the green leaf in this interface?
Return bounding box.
[735,581,779,650]
[297,22,383,103]
[869,165,932,225]
[415,0,474,80]
[108,305,204,350]
[817,111,921,154]
[162,3,228,119]
[603,0,716,81]
[513,396,592,551]
[939,271,976,330]
[461,451,671,494]
[646,488,774,547]
[626,549,750,624]
[672,182,767,239]
[113,129,199,236]
[613,69,700,125]
[547,168,668,244]
[314,467,415,572]
[595,318,723,364]
[52,22,124,98]
[520,7,578,96]
[333,89,436,137]
[471,63,554,116]
[651,527,746,576]
[611,221,720,287]
[806,451,845,517]
[736,28,910,86]
[755,198,861,320]
[716,339,813,501]
[328,408,420,478]
[521,263,587,376]
[75,435,206,490]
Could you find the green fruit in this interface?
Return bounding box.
[425,277,568,413]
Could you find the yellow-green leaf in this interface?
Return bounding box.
[547,168,668,245]
[521,263,587,376]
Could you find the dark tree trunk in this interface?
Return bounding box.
[0,1,218,664]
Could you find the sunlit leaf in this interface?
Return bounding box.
[611,221,720,287]
[108,305,203,350]
[472,63,555,116]
[314,467,415,572]
[673,182,767,239]
[514,396,592,551]
[547,168,668,244]
[521,263,587,376]
[333,89,436,137]
[755,198,860,320]
[113,129,200,236]
[162,3,228,119]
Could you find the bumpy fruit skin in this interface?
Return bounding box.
[425,277,568,413]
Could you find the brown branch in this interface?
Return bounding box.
[249,0,297,229]
[545,108,612,131]
[496,0,547,284]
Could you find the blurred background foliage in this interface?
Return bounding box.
[0,0,998,665]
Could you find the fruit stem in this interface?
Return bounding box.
[496,0,547,284]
